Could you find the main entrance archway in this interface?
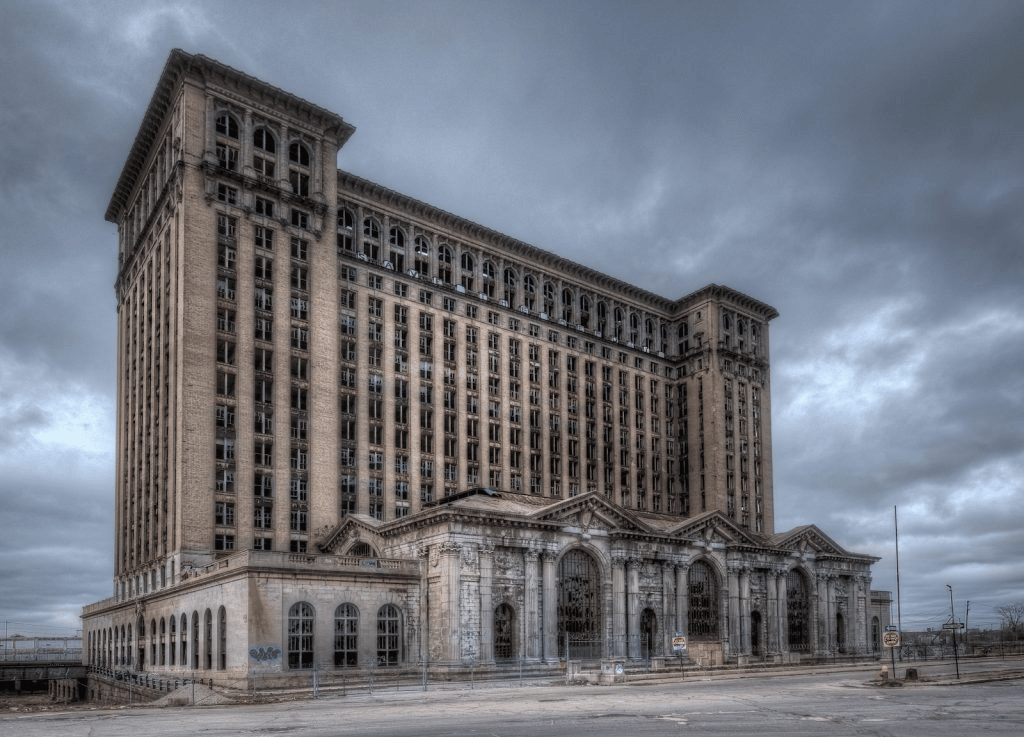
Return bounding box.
[557,549,602,659]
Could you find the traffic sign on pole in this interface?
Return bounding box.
[882,631,901,648]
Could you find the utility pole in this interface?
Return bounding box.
[947,585,960,680]
[965,601,970,649]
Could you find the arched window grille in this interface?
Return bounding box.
[786,570,810,648]
[377,604,401,665]
[688,561,719,640]
[335,603,359,667]
[494,604,515,659]
[218,606,227,670]
[288,602,315,669]
[204,609,213,670]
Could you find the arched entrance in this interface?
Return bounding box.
[639,608,657,660]
[494,603,515,660]
[835,613,846,653]
[557,549,602,660]
[750,611,762,656]
[871,616,881,652]
[786,570,810,651]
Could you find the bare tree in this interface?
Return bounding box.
[996,603,1024,639]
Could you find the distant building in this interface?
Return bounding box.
[82,50,882,684]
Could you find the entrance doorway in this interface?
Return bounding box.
[639,608,657,660]
[557,549,602,659]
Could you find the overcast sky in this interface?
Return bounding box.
[1,0,1022,637]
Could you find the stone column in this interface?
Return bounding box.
[815,572,827,653]
[542,551,558,662]
[626,558,641,659]
[439,542,462,663]
[479,544,494,664]
[662,561,675,655]
[826,575,836,652]
[739,567,751,655]
[612,556,626,658]
[675,564,688,638]
[766,570,778,653]
[524,550,540,660]
[728,566,741,656]
[776,570,788,653]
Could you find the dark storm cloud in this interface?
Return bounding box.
[0,0,1021,633]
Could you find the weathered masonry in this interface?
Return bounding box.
[82,49,887,687]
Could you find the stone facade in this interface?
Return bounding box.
[82,50,882,686]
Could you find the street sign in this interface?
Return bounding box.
[882,631,901,648]
[672,634,688,652]
[942,622,965,630]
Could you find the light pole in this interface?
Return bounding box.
[947,585,960,680]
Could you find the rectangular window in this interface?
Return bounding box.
[291,209,309,229]
[254,197,274,217]
[254,225,274,250]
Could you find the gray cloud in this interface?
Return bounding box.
[1,0,1021,633]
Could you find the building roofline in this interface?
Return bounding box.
[105,49,354,224]
[338,169,778,317]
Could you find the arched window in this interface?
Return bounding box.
[561,288,574,323]
[460,252,475,272]
[218,606,227,670]
[596,302,607,335]
[216,112,239,139]
[542,282,555,315]
[204,609,213,670]
[629,313,639,344]
[376,604,401,665]
[159,617,166,666]
[338,209,354,231]
[389,227,405,248]
[191,611,200,669]
[363,217,380,240]
[334,603,359,667]
[288,141,310,166]
[523,275,537,311]
[253,128,276,178]
[181,614,188,667]
[288,602,315,669]
[288,142,310,196]
[169,615,176,666]
[688,561,719,641]
[494,604,515,660]
[151,619,157,666]
[482,262,496,298]
[503,268,517,304]
[613,307,624,340]
[438,245,453,284]
[557,549,602,658]
[644,318,655,349]
[786,570,810,649]
[414,236,431,255]
[579,295,591,328]
[254,127,276,153]
[347,541,375,557]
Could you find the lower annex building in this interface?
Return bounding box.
[82,50,889,685]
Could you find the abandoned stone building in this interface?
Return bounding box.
[82,50,888,686]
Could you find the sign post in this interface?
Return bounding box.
[672,633,687,679]
[882,630,900,678]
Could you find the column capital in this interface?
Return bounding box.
[524,549,540,563]
[479,542,495,557]
[611,554,628,568]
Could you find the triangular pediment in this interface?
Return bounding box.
[530,491,651,533]
[316,515,383,555]
[772,525,849,557]
[665,511,761,547]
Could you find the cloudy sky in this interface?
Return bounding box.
[1,0,1022,637]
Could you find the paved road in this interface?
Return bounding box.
[4,659,1023,737]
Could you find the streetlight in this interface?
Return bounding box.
[947,585,960,680]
